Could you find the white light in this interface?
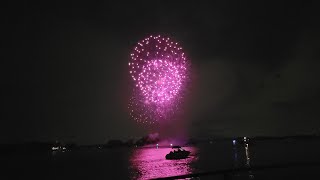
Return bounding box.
[170,144,173,146]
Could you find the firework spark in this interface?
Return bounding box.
[129,35,189,124]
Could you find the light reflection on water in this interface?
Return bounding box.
[129,146,198,179]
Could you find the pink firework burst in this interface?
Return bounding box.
[129,35,190,124]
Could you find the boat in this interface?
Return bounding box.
[165,146,191,160]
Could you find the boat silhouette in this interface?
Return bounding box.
[165,146,190,160]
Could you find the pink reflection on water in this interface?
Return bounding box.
[129,146,198,179]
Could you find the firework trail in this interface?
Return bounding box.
[129,35,190,124]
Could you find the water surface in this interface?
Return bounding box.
[3,139,320,179]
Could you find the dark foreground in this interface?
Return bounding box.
[2,138,320,179]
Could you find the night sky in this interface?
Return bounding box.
[2,1,320,144]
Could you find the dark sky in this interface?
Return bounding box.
[2,1,320,144]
